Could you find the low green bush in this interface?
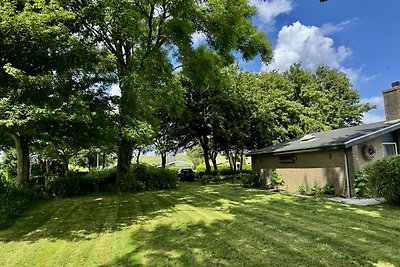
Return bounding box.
[297,185,306,195]
[354,172,370,197]
[322,185,335,196]
[0,176,39,229]
[362,155,400,205]
[43,169,116,198]
[269,172,284,190]
[121,164,178,192]
[240,173,260,188]
[309,185,335,197]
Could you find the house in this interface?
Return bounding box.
[248,82,400,197]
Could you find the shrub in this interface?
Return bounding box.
[310,186,323,197]
[121,164,178,192]
[297,185,306,195]
[43,169,117,198]
[322,185,335,196]
[200,175,216,185]
[354,172,370,197]
[362,155,400,205]
[0,177,39,229]
[218,169,252,176]
[269,172,284,190]
[240,173,260,188]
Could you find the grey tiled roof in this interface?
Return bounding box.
[248,121,400,156]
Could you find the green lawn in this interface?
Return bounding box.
[1,184,400,266]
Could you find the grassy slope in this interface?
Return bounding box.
[1,184,400,266]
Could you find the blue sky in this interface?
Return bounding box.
[239,0,400,123]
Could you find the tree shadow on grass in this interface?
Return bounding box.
[0,184,240,243]
[102,188,400,266]
[1,184,400,266]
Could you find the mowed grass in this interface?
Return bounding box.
[1,184,400,266]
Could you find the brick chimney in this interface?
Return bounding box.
[383,81,400,122]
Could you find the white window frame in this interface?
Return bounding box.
[382,142,398,157]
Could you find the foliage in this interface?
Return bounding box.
[44,169,116,198]
[0,175,39,229]
[269,172,285,190]
[186,145,205,168]
[240,173,260,188]
[297,185,306,195]
[362,155,400,205]
[322,185,335,196]
[354,172,371,197]
[242,64,374,151]
[309,185,336,197]
[120,164,178,192]
[0,0,114,184]
[60,0,273,180]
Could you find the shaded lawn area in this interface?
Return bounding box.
[1,183,400,266]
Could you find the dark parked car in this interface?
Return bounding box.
[177,168,195,182]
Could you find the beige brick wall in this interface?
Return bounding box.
[252,150,346,195]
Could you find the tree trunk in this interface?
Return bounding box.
[45,159,51,174]
[210,152,218,171]
[200,136,211,174]
[161,153,167,168]
[59,152,69,176]
[102,153,106,169]
[12,134,30,186]
[116,138,134,184]
[116,77,135,184]
[136,149,141,164]
[240,150,244,171]
[225,150,233,170]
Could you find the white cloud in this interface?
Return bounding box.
[362,112,386,124]
[262,21,363,84]
[263,21,353,71]
[361,96,384,108]
[361,96,386,123]
[249,0,293,26]
[320,20,353,35]
[109,84,121,97]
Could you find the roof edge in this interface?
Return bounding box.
[247,145,344,156]
[344,121,400,148]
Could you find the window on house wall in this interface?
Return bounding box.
[382,142,398,157]
[279,154,295,163]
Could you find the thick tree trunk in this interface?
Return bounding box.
[211,152,218,171]
[161,153,167,168]
[240,150,244,171]
[116,138,134,184]
[59,152,69,176]
[12,134,30,186]
[200,136,211,174]
[115,76,135,184]
[225,150,233,170]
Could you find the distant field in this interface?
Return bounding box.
[138,154,194,166]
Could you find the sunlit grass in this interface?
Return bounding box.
[1,183,400,266]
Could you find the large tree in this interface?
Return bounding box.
[0,0,112,185]
[247,64,374,148]
[62,0,272,181]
